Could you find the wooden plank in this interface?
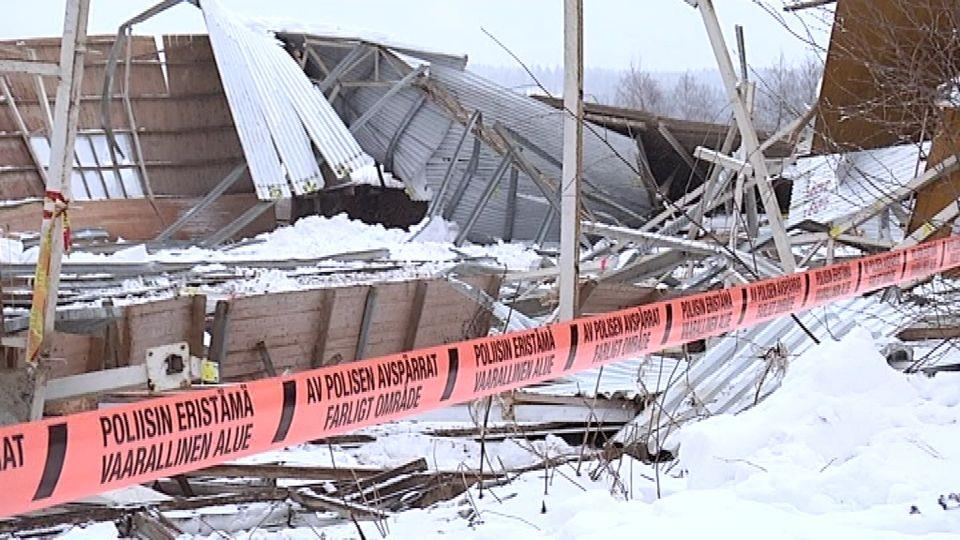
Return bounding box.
[185,463,385,481]
[0,195,274,241]
[908,107,960,244]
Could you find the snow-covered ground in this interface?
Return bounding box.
[53,328,960,539]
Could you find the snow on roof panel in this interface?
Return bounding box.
[786,142,930,227]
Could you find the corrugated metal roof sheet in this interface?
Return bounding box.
[786,142,930,227]
[280,32,652,242]
[201,0,377,199]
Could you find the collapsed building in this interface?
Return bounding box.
[1,0,960,532]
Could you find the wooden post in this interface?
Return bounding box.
[187,294,206,358]
[22,0,90,420]
[558,0,583,321]
[207,300,231,369]
[694,0,795,272]
[310,290,335,368]
[402,281,429,351]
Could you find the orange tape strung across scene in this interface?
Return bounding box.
[1,236,959,517]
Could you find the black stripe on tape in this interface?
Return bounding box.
[271,381,296,443]
[440,348,459,401]
[941,242,948,269]
[801,273,811,307]
[32,423,67,501]
[564,324,579,370]
[737,288,749,325]
[900,251,908,280]
[661,303,673,345]
[855,261,863,292]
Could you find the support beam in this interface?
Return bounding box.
[384,94,426,172]
[402,281,428,351]
[559,0,583,321]
[501,125,645,223]
[317,44,370,94]
[455,150,515,245]
[121,31,158,205]
[688,118,737,241]
[693,146,754,176]
[429,110,481,217]
[658,122,701,176]
[349,65,426,134]
[536,206,557,246]
[441,132,481,220]
[310,290,336,368]
[692,0,795,272]
[354,286,379,360]
[26,0,90,397]
[833,154,960,238]
[582,221,782,278]
[0,59,60,77]
[25,48,92,199]
[0,77,47,195]
[200,200,276,247]
[504,167,519,241]
[899,199,960,247]
[153,163,247,242]
[757,106,815,155]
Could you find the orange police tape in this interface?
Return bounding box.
[1,236,959,517]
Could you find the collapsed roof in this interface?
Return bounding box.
[273,31,654,243]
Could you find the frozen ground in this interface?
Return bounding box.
[52,328,960,539]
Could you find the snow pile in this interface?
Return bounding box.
[2,214,541,272]
[675,327,960,529]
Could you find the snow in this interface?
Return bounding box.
[54,522,120,539]
[3,214,541,273]
[177,329,960,539]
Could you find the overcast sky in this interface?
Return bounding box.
[2,1,832,71]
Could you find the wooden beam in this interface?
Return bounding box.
[255,341,277,377]
[0,77,47,195]
[354,286,379,360]
[207,300,231,368]
[310,289,336,368]
[0,59,59,76]
[402,281,428,350]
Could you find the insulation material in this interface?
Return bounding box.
[199,0,377,199]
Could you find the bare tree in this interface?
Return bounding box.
[671,71,725,122]
[753,53,822,133]
[616,60,669,115]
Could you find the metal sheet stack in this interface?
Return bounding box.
[200,0,377,199]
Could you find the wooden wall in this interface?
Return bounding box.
[908,108,960,242]
[212,275,502,381]
[0,193,275,241]
[812,0,960,153]
[0,34,253,199]
[6,295,205,378]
